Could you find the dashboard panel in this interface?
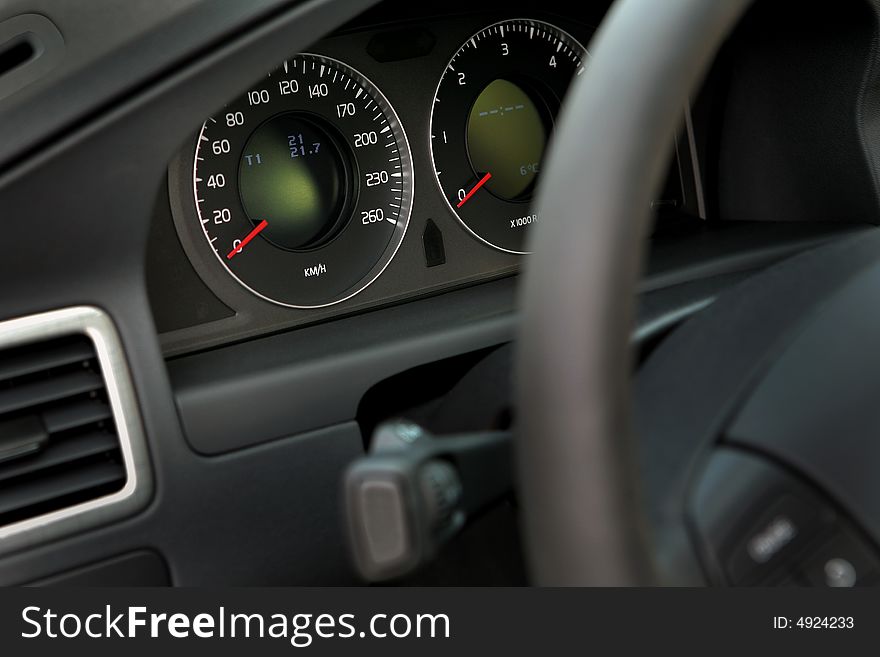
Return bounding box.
[0,0,874,588]
[154,5,699,356]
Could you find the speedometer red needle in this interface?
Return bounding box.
[457,172,492,208]
[226,219,268,260]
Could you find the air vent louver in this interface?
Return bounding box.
[0,333,126,529]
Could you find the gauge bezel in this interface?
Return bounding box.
[193,53,414,310]
[428,18,588,255]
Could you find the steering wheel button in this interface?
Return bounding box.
[746,514,798,563]
[824,558,856,587]
[725,494,828,585]
[799,530,880,587]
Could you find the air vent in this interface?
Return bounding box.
[0,307,151,554]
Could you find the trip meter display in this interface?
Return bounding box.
[194,54,413,308]
[430,19,588,253]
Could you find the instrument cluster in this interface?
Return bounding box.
[163,10,696,353]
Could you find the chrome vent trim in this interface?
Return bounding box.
[0,306,151,555]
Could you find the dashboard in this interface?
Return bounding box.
[0,0,876,586]
[153,5,699,356]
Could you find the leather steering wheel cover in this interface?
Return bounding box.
[516,0,753,585]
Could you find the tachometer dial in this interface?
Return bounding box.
[194,54,413,308]
[430,19,587,253]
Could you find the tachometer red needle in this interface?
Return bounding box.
[457,172,492,208]
[226,219,268,260]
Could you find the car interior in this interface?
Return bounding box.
[1,0,879,586]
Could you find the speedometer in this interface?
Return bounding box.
[194,53,413,308]
[430,19,587,254]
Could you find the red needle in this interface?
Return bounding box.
[457,172,492,208]
[226,219,268,260]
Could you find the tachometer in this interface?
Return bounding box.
[194,53,413,308]
[430,19,587,253]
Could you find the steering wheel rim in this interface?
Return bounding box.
[516,0,753,585]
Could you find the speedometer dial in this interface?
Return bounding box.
[194,54,413,308]
[430,19,587,253]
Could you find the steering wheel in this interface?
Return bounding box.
[519,0,880,586]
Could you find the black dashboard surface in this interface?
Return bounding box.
[0,0,875,586]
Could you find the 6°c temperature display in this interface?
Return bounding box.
[430,19,588,254]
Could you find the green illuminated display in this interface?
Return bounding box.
[466,79,547,200]
[239,113,347,250]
